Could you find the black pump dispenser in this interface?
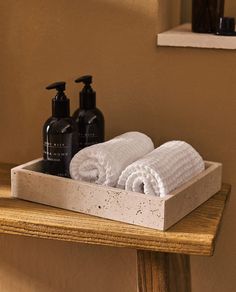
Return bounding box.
[43,81,78,177]
[73,75,104,150]
[75,75,96,109]
[46,81,70,118]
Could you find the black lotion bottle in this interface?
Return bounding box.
[43,81,78,177]
[73,75,104,150]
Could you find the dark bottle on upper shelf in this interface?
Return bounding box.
[73,75,105,150]
[192,0,225,33]
[43,81,78,177]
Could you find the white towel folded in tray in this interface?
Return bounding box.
[117,141,205,197]
[70,132,154,186]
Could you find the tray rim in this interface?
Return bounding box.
[11,158,222,203]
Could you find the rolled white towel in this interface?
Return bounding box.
[70,132,154,186]
[117,141,205,197]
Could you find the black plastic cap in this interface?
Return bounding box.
[75,75,96,109]
[216,17,236,36]
[75,75,92,86]
[46,81,66,92]
[46,81,70,118]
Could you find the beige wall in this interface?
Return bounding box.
[0,0,236,291]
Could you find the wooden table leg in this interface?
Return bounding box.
[137,250,191,292]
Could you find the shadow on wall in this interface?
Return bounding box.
[0,234,137,292]
[0,0,179,164]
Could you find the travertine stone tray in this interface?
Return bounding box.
[11,159,222,231]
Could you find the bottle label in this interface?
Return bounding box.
[43,134,75,177]
[79,132,99,148]
[44,135,72,161]
[78,123,98,149]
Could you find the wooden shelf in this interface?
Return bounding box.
[157,23,236,50]
[0,163,230,256]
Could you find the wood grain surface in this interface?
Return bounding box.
[137,250,191,292]
[0,163,230,256]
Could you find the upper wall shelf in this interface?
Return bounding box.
[157,23,236,50]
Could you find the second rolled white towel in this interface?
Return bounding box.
[70,132,154,186]
[117,141,205,197]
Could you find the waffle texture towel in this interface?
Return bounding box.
[70,132,154,186]
[117,141,205,197]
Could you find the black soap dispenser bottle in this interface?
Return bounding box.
[73,75,105,150]
[43,81,78,177]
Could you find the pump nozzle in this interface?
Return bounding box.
[75,75,92,86]
[46,81,66,92]
[75,75,96,109]
[46,81,69,118]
